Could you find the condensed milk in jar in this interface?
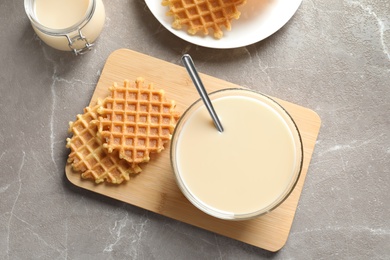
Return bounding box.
[170,88,303,220]
[24,0,105,55]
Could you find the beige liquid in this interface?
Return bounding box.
[31,0,105,51]
[176,95,298,216]
[35,0,90,29]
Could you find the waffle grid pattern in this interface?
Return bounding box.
[162,0,246,39]
[66,105,138,184]
[97,78,180,166]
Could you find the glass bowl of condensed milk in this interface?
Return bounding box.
[170,88,303,220]
[24,0,105,55]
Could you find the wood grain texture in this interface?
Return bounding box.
[65,49,321,252]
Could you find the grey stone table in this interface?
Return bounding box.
[1,0,389,259]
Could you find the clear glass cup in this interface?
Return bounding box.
[170,88,303,220]
[24,0,105,55]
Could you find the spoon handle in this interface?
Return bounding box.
[181,54,224,133]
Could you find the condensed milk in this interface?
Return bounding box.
[24,0,105,54]
[170,88,303,220]
[35,0,90,30]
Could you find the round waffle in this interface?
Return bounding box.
[96,78,180,167]
[66,103,141,184]
[162,0,247,39]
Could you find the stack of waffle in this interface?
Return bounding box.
[66,78,180,184]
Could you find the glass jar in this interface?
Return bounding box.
[24,0,105,55]
[170,88,303,220]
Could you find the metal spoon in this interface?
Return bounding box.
[181,54,224,133]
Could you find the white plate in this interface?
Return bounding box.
[145,0,302,49]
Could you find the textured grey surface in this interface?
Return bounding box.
[1,0,389,259]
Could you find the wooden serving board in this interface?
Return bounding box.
[65,49,321,252]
